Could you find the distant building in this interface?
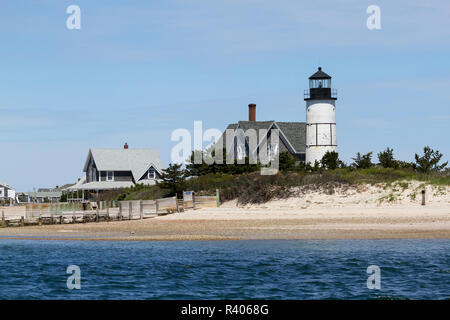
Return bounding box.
[20,190,63,203]
[69,143,163,192]
[0,182,17,204]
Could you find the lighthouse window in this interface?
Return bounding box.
[310,79,331,88]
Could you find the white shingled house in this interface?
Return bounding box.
[69,144,163,192]
[0,182,17,204]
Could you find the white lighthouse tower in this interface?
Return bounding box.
[304,67,337,165]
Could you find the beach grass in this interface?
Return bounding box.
[105,167,449,204]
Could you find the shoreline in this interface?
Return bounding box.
[1,206,449,241]
[1,182,448,241]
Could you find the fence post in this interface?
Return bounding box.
[20,216,25,227]
[129,201,132,220]
[192,192,196,210]
[106,201,110,221]
[119,202,122,220]
[156,199,159,214]
[216,189,220,207]
[1,210,5,227]
[96,201,99,222]
[140,200,143,219]
[421,190,426,206]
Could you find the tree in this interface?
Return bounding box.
[377,147,397,168]
[352,152,374,169]
[185,150,211,176]
[396,160,414,169]
[321,151,344,170]
[158,163,186,197]
[278,152,296,171]
[414,146,448,174]
[305,160,321,172]
[185,148,260,176]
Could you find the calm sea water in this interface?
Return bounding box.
[0,239,448,300]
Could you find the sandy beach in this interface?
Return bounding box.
[1,181,449,241]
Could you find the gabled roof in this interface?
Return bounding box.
[276,122,307,153]
[219,121,306,154]
[0,182,13,189]
[83,148,163,182]
[309,67,331,79]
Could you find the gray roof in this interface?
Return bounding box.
[276,122,307,153]
[237,121,274,133]
[83,148,162,182]
[22,191,62,198]
[218,121,306,154]
[69,181,134,191]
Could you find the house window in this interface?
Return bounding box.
[148,167,156,179]
[106,171,114,181]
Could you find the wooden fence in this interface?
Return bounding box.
[0,191,219,228]
[194,196,218,209]
[118,197,178,219]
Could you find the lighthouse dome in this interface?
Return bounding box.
[309,67,331,79]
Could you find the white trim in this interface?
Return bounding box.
[251,122,297,156]
[106,171,114,182]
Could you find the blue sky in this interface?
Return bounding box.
[1,0,449,191]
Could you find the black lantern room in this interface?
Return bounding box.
[304,67,337,101]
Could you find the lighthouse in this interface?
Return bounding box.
[304,67,337,165]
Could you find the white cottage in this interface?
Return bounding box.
[0,182,17,204]
[69,144,163,192]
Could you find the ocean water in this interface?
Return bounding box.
[0,239,448,300]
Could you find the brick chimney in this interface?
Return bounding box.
[124,143,129,149]
[248,104,256,122]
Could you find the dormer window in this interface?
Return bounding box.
[148,167,156,179]
[106,171,114,181]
